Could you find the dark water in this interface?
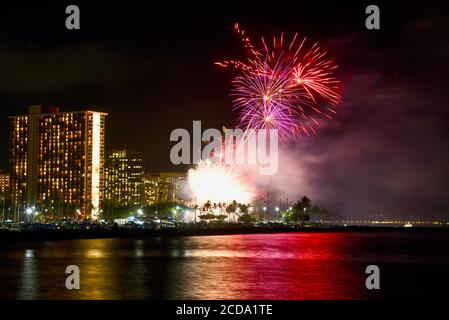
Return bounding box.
[1,231,448,300]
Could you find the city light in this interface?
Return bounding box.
[9,108,107,221]
[91,112,102,220]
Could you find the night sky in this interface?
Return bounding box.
[0,1,448,218]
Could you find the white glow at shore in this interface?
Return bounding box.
[188,160,254,205]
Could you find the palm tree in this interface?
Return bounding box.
[292,196,311,226]
[226,200,238,222]
[238,203,249,215]
[203,200,211,213]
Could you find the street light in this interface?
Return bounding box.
[262,206,267,221]
[137,209,143,216]
[25,207,34,223]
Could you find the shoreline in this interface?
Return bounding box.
[1,225,448,243]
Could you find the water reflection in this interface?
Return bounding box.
[168,233,364,299]
[18,249,37,299]
[76,239,116,299]
[1,232,448,299]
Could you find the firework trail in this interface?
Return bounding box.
[187,24,342,207]
[216,23,342,141]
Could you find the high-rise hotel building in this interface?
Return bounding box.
[143,172,187,205]
[0,171,9,201]
[9,106,107,219]
[105,149,144,207]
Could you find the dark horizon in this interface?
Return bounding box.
[0,1,448,218]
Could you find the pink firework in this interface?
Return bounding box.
[216,23,342,141]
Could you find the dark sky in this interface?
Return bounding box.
[0,1,448,218]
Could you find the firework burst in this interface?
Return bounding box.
[216,23,342,141]
[188,160,255,205]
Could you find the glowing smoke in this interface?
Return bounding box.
[187,160,255,205]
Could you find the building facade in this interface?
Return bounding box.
[105,149,144,207]
[0,171,9,201]
[144,172,187,205]
[9,105,107,219]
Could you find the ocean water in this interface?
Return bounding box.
[1,231,448,299]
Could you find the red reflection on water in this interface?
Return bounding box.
[181,233,367,299]
[2,233,373,299]
[248,233,366,299]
